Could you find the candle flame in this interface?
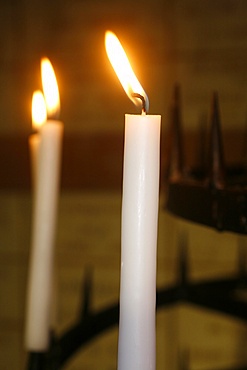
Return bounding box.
[41,57,60,119]
[105,31,149,112]
[32,90,47,130]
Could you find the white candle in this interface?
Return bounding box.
[105,31,161,370]
[29,90,47,189]
[25,58,63,351]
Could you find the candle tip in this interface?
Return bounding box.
[131,92,148,114]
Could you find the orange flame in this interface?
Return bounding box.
[105,31,149,112]
[41,57,60,119]
[32,90,47,130]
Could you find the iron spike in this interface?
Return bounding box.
[208,92,226,189]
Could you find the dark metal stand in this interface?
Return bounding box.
[25,243,247,369]
[166,86,247,235]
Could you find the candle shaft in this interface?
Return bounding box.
[25,121,63,351]
[118,114,161,370]
[29,133,41,191]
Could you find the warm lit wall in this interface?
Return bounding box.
[1,1,247,136]
[1,1,247,370]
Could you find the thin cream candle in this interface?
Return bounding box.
[25,58,63,351]
[105,31,161,370]
[29,90,47,189]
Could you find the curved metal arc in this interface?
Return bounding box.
[29,279,247,369]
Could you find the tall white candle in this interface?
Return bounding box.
[105,31,161,370]
[29,90,47,189]
[25,59,63,351]
[120,114,160,370]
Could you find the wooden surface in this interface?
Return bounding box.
[0,134,124,190]
[0,129,246,190]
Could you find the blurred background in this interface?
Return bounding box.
[1,0,247,369]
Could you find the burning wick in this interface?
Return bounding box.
[132,93,147,115]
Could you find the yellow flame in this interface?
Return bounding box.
[32,90,47,130]
[105,31,149,112]
[41,57,60,118]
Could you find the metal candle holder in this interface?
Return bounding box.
[166,85,247,235]
[26,241,247,369]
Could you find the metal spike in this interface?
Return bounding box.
[208,92,226,189]
[178,348,190,370]
[196,113,208,179]
[177,231,189,288]
[238,237,247,285]
[26,352,45,370]
[79,266,93,320]
[242,113,247,170]
[168,84,184,182]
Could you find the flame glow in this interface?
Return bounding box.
[32,90,47,130]
[41,57,60,119]
[105,31,149,112]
